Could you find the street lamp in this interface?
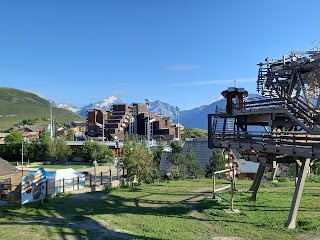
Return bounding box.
[176,106,180,141]
[145,99,151,152]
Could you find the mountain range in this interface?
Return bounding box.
[0,87,262,131]
[55,94,263,130]
[56,97,225,130]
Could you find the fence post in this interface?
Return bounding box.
[90,174,92,187]
[109,169,112,183]
[100,172,103,185]
[62,178,65,193]
[122,168,125,178]
[77,176,80,190]
[212,175,216,199]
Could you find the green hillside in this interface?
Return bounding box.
[0,88,84,131]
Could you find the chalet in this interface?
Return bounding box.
[0,158,22,200]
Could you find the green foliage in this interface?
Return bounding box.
[185,146,204,178]
[289,163,296,177]
[306,174,320,183]
[3,130,24,160]
[82,141,115,163]
[24,139,42,161]
[94,144,115,163]
[121,136,155,184]
[65,129,75,141]
[82,141,99,162]
[168,141,186,179]
[205,149,226,177]
[39,132,51,159]
[152,142,164,167]
[276,177,289,182]
[311,162,320,175]
[48,138,71,160]
[182,128,207,140]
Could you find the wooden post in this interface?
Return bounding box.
[90,174,92,187]
[77,176,80,190]
[109,169,112,183]
[100,172,103,185]
[231,172,234,211]
[270,161,279,181]
[62,178,65,193]
[286,158,310,228]
[295,162,299,186]
[212,175,216,199]
[122,168,125,178]
[249,164,266,202]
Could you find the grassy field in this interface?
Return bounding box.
[29,164,87,170]
[0,179,319,240]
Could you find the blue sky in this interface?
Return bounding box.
[0,1,319,110]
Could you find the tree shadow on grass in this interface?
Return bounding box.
[0,185,217,240]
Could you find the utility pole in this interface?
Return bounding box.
[102,111,105,143]
[50,101,53,140]
[145,99,151,152]
[176,106,180,141]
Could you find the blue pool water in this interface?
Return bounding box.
[29,170,55,177]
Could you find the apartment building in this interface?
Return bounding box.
[86,103,179,142]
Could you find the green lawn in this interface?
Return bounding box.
[29,164,87,170]
[0,179,319,240]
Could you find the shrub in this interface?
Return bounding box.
[276,177,289,182]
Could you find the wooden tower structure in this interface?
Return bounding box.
[208,49,320,228]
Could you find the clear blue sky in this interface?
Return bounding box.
[1,1,319,110]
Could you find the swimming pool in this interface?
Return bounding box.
[29,170,55,178]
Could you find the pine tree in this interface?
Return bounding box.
[206,149,226,177]
[185,146,204,178]
[168,141,186,179]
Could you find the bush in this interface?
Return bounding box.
[276,177,289,182]
[306,174,320,183]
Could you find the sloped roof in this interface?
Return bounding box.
[238,160,259,173]
[0,158,18,177]
[160,141,216,174]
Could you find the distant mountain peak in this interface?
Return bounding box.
[56,103,80,113]
[77,96,122,117]
[149,100,179,121]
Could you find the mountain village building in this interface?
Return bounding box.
[86,103,180,142]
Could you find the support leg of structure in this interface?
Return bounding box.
[249,164,266,202]
[270,161,279,181]
[285,158,310,229]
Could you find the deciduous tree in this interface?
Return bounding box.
[4,131,24,160]
[121,135,154,184]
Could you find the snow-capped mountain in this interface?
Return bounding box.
[56,103,80,113]
[149,100,179,121]
[77,96,122,117]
